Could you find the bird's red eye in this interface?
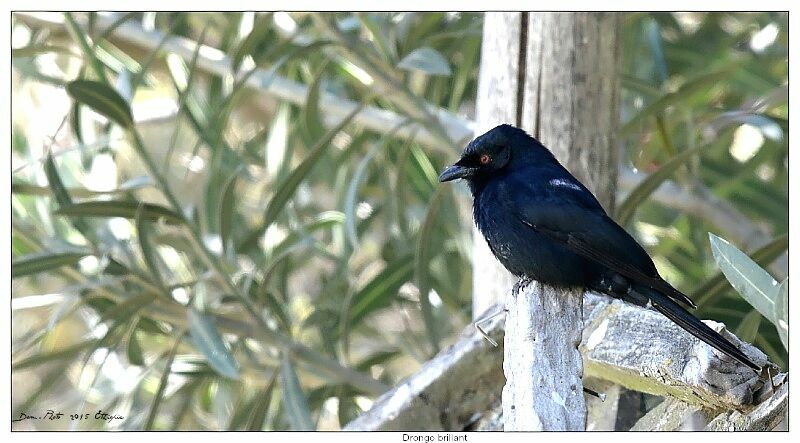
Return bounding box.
[479,154,491,165]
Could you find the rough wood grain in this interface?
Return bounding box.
[582,292,774,409]
[503,281,586,430]
[705,382,788,431]
[522,12,621,212]
[630,381,788,431]
[344,293,780,431]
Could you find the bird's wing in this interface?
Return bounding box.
[503,174,697,308]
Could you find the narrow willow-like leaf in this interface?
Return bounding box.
[135,204,166,288]
[43,151,73,207]
[144,331,186,430]
[398,46,452,76]
[693,234,787,307]
[218,170,239,253]
[12,44,77,58]
[12,252,89,278]
[415,186,446,354]
[616,136,724,225]
[55,200,183,224]
[126,326,145,366]
[734,309,762,343]
[12,180,148,198]
[349,254,414,326]
[12,340,96,370]
[303,59,330,144]
[622,66,736,133]
[246,370,278,431]
[98,292,156,326]
[66,80,133,128]
[258,105,363,239]
[280,353,314,430]
[709,233,779,324]
[774,279,788,350]
[231,13,273,71]
[187,308,240,379]
[344,143,381,249]
[356,13,397,64]
[63,12,108,83]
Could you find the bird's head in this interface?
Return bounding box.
[438,124,552,184]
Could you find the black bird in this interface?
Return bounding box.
[439,124,760,371]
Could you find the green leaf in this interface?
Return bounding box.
[231,13,273,71]
[144,331,185,430]
[693,234,787,307]
[135,204,166,288]
[616,136,723,225]
[98,292,156,325]
[66,79,133,128]
[64,12,108,83]
[349,254,415,326]
[398,46,452,76]
[12,252,89,278]
[187,308,240,380]
[54,200,184,224]
[12,44,76,58]
[303,60,330,144]
[246,370,278,431]
[709,233,780,324]
[12,340,96,370]
[126,327,145,366]
[774,279,788,350]
[343,143,380,249]
[280,353,314,430]
[259,104,363,236]
[734,310,762,343]
[622,67,736,133]
[415,186,446,354]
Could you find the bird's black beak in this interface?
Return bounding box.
[438,164,476,182]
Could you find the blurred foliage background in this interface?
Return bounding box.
[11,12,787,430]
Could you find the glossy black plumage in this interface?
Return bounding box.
[440,124,760,371]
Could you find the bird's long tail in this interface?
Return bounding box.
[633,285,761,371]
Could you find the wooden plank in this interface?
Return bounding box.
[503,281,586,430]
[343,308,505,430]
[582,293,773,409]
[343,293,780,430]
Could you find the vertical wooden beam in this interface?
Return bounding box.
[475,12,621,431]
[522,13,621,211]
[503,281,587,430]
[472,12,522,319]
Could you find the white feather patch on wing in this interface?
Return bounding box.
[548,178,582,191]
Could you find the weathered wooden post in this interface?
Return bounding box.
[475,12,621,431]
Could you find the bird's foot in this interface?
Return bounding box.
[512,276,534,296]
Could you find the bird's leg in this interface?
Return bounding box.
[473,306,507,347]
